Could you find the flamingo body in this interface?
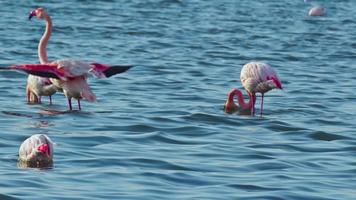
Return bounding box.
[240,62,282,115]
[26,75,58,103]
[240,62,282,94]
[18,134,53,168]
[309,6,325,16]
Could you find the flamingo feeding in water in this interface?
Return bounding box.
[224,88,253,115]
[18,134,53,168]
[11,8,133,110]
[26,8,58,104]
[236,62,282,116]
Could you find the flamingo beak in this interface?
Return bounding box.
[276,82,283,90]
[37,144,49,155]
[271,77,283,90]
[29,10,36,20]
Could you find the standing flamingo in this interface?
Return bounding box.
[240,62,282,116]
[18,134,53,168]
[11,8,133,110]
[224,88,253,115]
[26,7,58,104]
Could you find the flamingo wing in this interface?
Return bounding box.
[11,64,66,80]
[90,63,133,78]
[11,60,133,80]
[53,59,92,77]
[52,60,133,78]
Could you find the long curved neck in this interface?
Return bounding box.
[229,89,253,110]
[38,15,52,64]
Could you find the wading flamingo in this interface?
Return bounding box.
[240,62,282,116]
[18,134,53,168]
[11,8,133,110]
[27,8,58,104]
[308,6,325,16]
[224,88,253,115]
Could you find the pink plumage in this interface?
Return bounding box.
[240,62,282,116]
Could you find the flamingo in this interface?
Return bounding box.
[26,7,58,104]
[224,88,253,115]
[11,8,133,110]
[18,134,53,168]
[240,62,282,116]
[308,6,325,16]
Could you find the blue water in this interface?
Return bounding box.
[0,0,355,199]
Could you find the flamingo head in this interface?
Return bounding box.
[29,7,48,20]
[267,76,283,90]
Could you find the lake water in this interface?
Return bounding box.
[0,0,355,199]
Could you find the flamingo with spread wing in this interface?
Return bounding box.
[12,58,133,110]
[12,8,133,110]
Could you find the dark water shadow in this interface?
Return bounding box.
[39,109,83,116]
[2,108,93,118]
[0,194,19,200]
[2,111,39,118]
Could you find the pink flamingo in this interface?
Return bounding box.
[26,8,58,104]
[12,8,133,110]
[224,88,253,115]
[18,134,53,168]
[308,6,325,16]
[239,62,282,116]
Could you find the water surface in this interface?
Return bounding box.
[0,1,355,199]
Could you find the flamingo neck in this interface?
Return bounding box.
[38,15,52,64]
[231,89,253,110]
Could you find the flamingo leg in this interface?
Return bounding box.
[32,93,39,103]
[260,93,264,117]
[248,93,256,116]
[77,99,81,110]
[68,98,72,110]
[26,88,31,103]
[49,95,52,105]
[253,94,256,115]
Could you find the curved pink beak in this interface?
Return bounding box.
[29,10,36,20]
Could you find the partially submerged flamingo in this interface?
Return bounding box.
[27,7,58,104]
[224,88,253,115]
[18,134,53,168]
[308,6,325,16]
[12,8,133,110]
[237,62,282,116]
